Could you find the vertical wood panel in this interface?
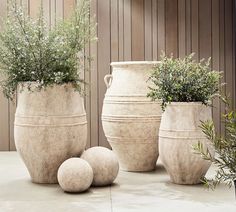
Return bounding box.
[0,0,9,151]
[131,0,144,60]
[219,0,226,135]
[90,0,99,147]
[123,0,131,60]
[212,0,221,134]
[56,0,64,21]
[22,0,29,14]
[50,0,56,27]
[144,0,152,60]
[225,0,234,108]
[157,0,165,59]
[42,0,50,28]
[29,0,41,18]
[111,0,119,62]
[191,0,199,60]
[83,0,90,148]
[199,0,212,59]
[63,0,75,19]
[165,0,178,57]
[85,43,91,149]
[186,0,191,55]
[97,0,110,147]
[152,0,158,60]
[178,0,186,58]
[118,0,124,61]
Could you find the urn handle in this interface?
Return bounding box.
[104,74,113,88]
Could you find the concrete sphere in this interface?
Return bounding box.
[81,147,119,186]
[57,158,93,193]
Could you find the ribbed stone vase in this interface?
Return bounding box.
[102,61,162,172]
[159,102,214,184]
[14,83,87,184]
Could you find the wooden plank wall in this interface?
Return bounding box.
[0,0,235,150]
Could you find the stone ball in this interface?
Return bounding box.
[57,158,93,193]
[81,147,119,186]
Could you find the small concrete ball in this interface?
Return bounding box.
[81,147,119,186]
[57,158,93,193]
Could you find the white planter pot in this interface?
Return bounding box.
[102,61,162,171]
[159,102,214,184]
[14,83,87,183]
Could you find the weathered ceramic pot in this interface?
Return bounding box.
[14,83,87,184]
[102,61,162,172]
[159,102,214,184]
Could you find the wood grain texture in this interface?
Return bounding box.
[199,0,212,59]
[63,0,75,19]
[219,0,226,135]
[152,0,158,60]
[191,0,199,60]
[0,0,9,151]
[165,0,178,57]
[131,0,144,60]
[225,0,234,108]
[185,0,191,55]
[90,0,99,147]
[157,0,165,59]
[123,0,131,61]
[118,0,124,61]
[144,0,152,60]
[29,0,41,18]
[111,0,119,62]
[212,0,221,134]
[97,0,110,147]
[178,0,186,58]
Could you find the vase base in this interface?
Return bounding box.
[31,178,58,184]
[120,165,156,172]
[169,177,202,185]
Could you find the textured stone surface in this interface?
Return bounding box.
[159,102,215,185]
[102,61,162,171]
[81,147,119,186]
[14,83,87,184]
[58,158,93,193]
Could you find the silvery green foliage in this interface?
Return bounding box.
[147,53,222,110]
[0,0,96,99]
[193,110,236,189]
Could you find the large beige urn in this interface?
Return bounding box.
[102,61,162,171]
[159,102,214,184]
[14,83,87,183]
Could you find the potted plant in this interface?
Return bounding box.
[0,0,96,183]
[147,54,222,184]
[194,109,236,196]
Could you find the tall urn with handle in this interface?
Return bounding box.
[102,61,162,171]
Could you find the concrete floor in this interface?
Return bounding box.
[0,152,235,212]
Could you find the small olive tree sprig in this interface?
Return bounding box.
[193,111,236,191]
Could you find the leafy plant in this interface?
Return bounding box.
[193,110,236,190]
[147,53,222,110]
[0,0,96,100]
